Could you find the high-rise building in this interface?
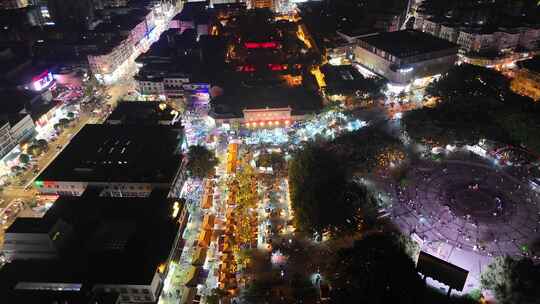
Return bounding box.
[46,0,96,31]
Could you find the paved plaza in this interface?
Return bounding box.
[390,159,540,292]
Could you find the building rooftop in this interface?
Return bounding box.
[358,30,458,58]
[93,9,150,34]
[321,64,367,95]
[0,89,46,126]
[36,124,183,184]
[0,189,180,300]
[520,56,540,74]
[173,1,209,22]
[106,101,180,125]
[211,75,323,118]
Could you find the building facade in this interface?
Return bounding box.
[354,30,458,84]
[0,114,36,159]
[414,17,540,53]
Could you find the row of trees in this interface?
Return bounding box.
[481,256,540,304]
[185,145,219,179]
[403,64,540,152]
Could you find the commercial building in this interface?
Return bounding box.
[0,114,34,159]
[354,30,458,84]
[169,1,213,37]
[320,64,370,102]
[209,81,322,128]
[106,101,181,125]
[0,90,44,159]
[35,124,185,197]
[414,17,540,53]
[88,37,133,84]
[0,188,188,303]
[87,8,157,84]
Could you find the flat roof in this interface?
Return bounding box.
[358,30,458,58]
[520,56,540,74]
[106,101,178,125]
[37,124,183,184]
[211,78,323,118]
[0,189,180,297]
[321,64,366,93]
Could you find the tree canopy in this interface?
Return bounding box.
[403,64,540,152]
[481,256,540,304]
[256,151,285,171]
[329,126,404,173]
[328,234,423,304]
[18,153,30,164]
[186,145,219,179]
[288,143,377,236]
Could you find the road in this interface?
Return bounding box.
[0,80,133,251]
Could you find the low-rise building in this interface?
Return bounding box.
[88,37,133,84]
[210,78,322,128]
[354,30,458,84]
[35,124,185,197]
[106,101,181,126]
[88,9,156,84]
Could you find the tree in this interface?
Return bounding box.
[59,118,71,128]
[36,139,48,151]
[404,64,540,152]
[28,145,43,157]
[67,112,76,119]
[186,145,218,179]
[19,153,30,164]
[54,122,63,131]
[328,234,423,304]
[205,288,228,304]
[329,126,404,173]
[257,152,285,171]
[288,143,377,236]
[481,256,540,304]
[426,64,509,102]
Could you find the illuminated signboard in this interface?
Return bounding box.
[32,70,54,91]
[244,42,279,49]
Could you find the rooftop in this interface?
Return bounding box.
[520,56,540,74]
[173,1,209,22]
[106,101,179,125]
[0,189,180,299]
[37,124,183,184]
[320,64,367,94]
[93,9,150,34]
[358,30,458,58]
[211,75,322,118]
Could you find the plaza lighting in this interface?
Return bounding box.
[172,201,180,218]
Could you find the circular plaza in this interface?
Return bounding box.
[391,160,540,259]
